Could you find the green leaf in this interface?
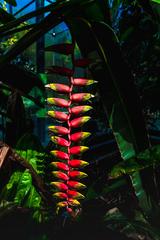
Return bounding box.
[151,0,160,3]
[25,187,41,209]
[0,171,22,201]
[14,170,32,205]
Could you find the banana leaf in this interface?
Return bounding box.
[67,17,156,213]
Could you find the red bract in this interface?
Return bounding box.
[50,150,69,160]
[51,136,70,147]
[47,98,70,107]
[48,111,69,121]
[51,182,68,191]
[50,162,69,171]
[69,171,88,179]
[71,105,92,115]
[48,126,69,135]
[67,190,85,199]
[70,146,89,155]
[52,171,69,181]
[73,78,97,86]
[69,160,89,168]
[70,132,91,142]
[70,116,91,128]
[71,93,94,102]
[67,181,86,189]
[45,83,70,93]
[53,192,68,199]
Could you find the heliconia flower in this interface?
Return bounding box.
[67,190,85,199]
[69,171,88,179]
[71,105,92,115]
[51,182,68,191]
[69,160,89,168]
[53,192,68,199]
[70,146,89,155]
[48,111,69,121]
[68,198,81,206]
[71,93,94,102]
[50,162,69,171]
[70,132,91,142]
[67,181,86,189]
[70,116,91,128]
[72,78,97,86]
[52,171,69,181]
[48,126,69,135]
[51,136,69,147]
[47,98,70,107]
[50,150,69,160]
[45,83,71,93]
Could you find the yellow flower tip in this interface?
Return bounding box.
[47,98,55,104]
[84,106,93,111]
[80,146,89,152]
[82,132,91,139]
[87,80,98,85]
[48,111,55,117]
[83,116,91,123]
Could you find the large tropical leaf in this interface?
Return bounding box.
[67,16,156,213]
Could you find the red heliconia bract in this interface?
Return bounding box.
[51,182,68,191]
[69,160,89,168]
[71,105,92,115]
[67,190,85,199]
[50,162,69,171]
[48,126,69,135]
[45,83,71,93]
[70,146,89,155]
[69,171,88,179]
[71,93,94,102]
[70,116,91,128]
[53,192,68,199]
[67,181,86,189]
[50,150,69,160]
[52,171,69,181]
[72,78,97,86]
[51,136,70,147]
[70,132,91,142]
[48,111,69,121]
[46,43,95,215]
[47,98,70,107]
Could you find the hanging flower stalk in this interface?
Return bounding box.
[45,43,96,215]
